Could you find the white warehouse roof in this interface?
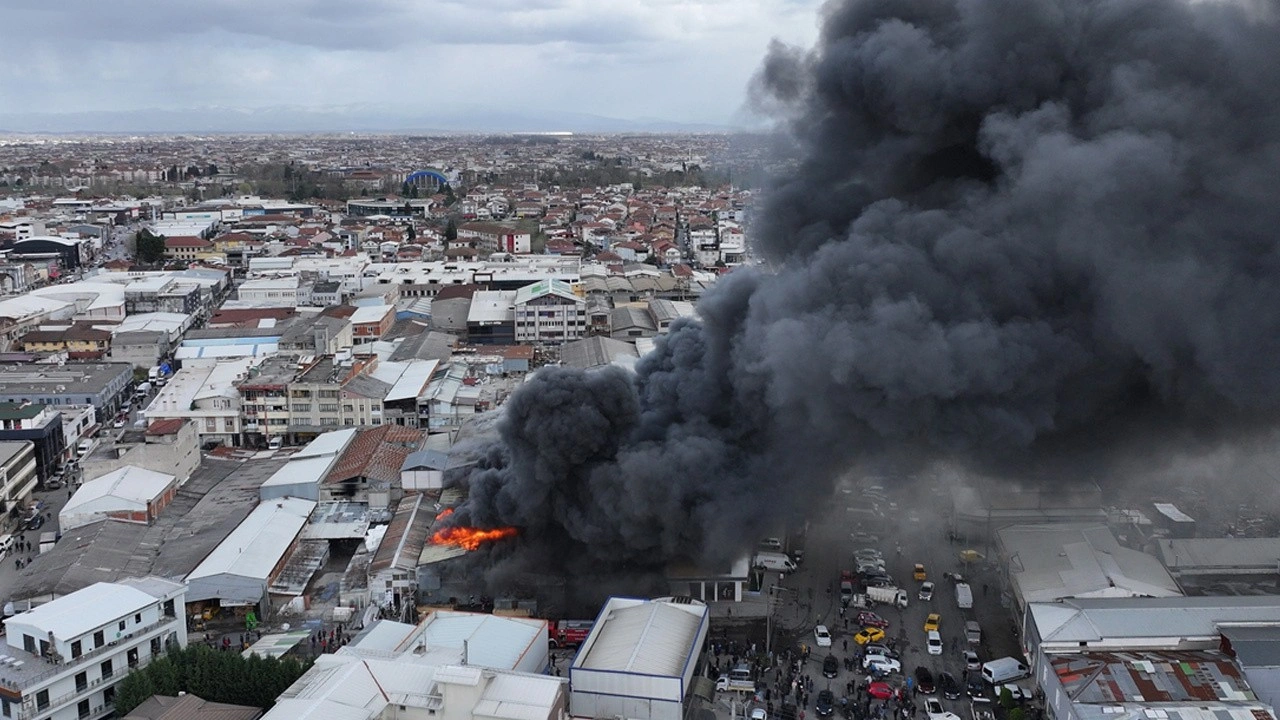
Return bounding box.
[61,466,175,530]
[187,497,316,583]
[575,597,707,676]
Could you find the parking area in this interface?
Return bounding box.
[714,473,1033,719]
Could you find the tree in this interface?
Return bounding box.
[445,218,458,243]
[410,184,420,199]
[440,182,457,206]
[135,229,166,265]
[406,225,416,241]
[112,644,310,716]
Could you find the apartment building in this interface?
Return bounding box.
[513,279,587,344]
[0,577,187,720]
[0,403,65,483]
[0,441,37,521]
[141,361,253,448]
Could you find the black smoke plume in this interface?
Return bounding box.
[453,0,1280,577]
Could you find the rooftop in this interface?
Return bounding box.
[187,497,316,584]
[1050,649,1262,703]
[999,523,1182,603]
[574,597,707,677]
[1030,595,1280,645]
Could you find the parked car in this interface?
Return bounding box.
[967,672,987,698]
[855,627,886,645]
[865,643,898,659]
[868,682,895,700]
[816,689,836,717]
[913,563,927,581]
[940,672,962,700]
[823,654,839,678]
[863,654,901,674]
[857,611,890,628]
[914,666,936,694]
[24,514,44,531]
[814,625,832,647]
[924,613,941,632]
[963,650,982,672]
[927,630,943,655]
[919,581,935,601]
[997,684,1029,703]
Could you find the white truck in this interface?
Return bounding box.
[866,585,909,608]
[956,582,974,609]
[752,552,797,573]
[716,665,756,693]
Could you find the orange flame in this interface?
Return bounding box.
[435,508,454,521]
[431,525,518,551]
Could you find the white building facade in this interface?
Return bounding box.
[0,577,187,720]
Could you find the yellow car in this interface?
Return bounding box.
[913,564,927,581]
[854,627,886,645]
[924,613,941,633]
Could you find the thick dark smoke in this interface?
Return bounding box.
[453,0,1280,578]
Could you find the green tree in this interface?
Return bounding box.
[999,688,1016,710]
[445,218,458,243]
[406,225,416,241]
[113,644,311,716]
[1008,708,1026,720]
[410,184,420,199]
[135,229,166,264]
[440,182,457,206]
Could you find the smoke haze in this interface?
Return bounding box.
[453,0,1280,576]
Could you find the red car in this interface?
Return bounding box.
[868,681,894,700]
[857,611,890,628]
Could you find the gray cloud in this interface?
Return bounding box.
[449,0,1280,583]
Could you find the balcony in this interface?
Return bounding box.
[0,614,180,696]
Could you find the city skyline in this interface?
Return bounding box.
[0,0,822,133]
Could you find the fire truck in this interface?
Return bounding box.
[547,620,594,648]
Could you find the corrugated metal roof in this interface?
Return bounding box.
[187,497,316,581]
[576,598,705,676]
[1032,596,1280,644]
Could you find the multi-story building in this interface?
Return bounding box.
[348,305,394,343]
[0,363,133,419]
[141,361,253,448]
[456,222,532,253]
[0,577,186,720]
[123,278,201,316]
[161,236,216,263]
[0,403,65,483]
[17,325,112,360]
[0,441,37,523]
[513,279,587,345]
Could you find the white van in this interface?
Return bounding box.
[77,439,95,456]
[981,657,1029,685]
[267,437,283,450]
[752,552,797,573]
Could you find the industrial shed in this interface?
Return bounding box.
[570,596,710,720]
[185,497,316,612]
[59,465,177,531]
[258,428,356,502]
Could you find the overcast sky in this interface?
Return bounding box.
[0,0,822,126]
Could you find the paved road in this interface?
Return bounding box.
[754,471,1023,718]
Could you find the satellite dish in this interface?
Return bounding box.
[281,623,290,632]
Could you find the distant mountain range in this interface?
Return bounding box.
[0,104,744,135]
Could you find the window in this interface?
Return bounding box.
[292,404,311,412]
[205,418,217,432]
[319,404,338,412]
[93,630,104,647]
[342,405,354,412]
[77,699,89,719]
[101,658,113,679]
[118,621,126,632]
[103,686,114,706]
[135,613,142,623]
[127,648,138,668]
[35,690,48,711]
[75,670,87,692]
[71,639,82,659]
